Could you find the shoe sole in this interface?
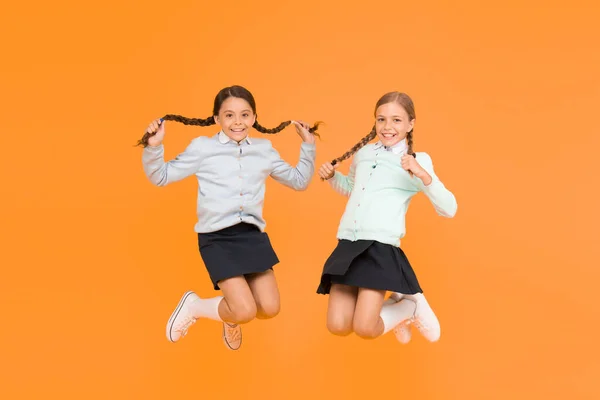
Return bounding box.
[222,323,242,351]
[413,314,441,342]
[411,296,441,342]
[394,324,412,344]
[166,291,195,343]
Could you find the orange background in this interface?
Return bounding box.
[1,0,599,399]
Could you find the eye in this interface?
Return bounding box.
[225,113,233,118]
[377,118,384,122]
[394,119,402,123]
[243,113,249,117]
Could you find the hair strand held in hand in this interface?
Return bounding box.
[136,85,323,147]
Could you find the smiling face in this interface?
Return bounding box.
[214,96,257,142]
[374,101,415,147]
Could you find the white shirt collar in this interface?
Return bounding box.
[218,130,252,145]
[374,138,407,155]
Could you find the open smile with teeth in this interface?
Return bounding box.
[231,128,246,133]
[382,132,397,138]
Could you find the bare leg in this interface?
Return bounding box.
[326,283,358,336]
[246,270,281,319]
[353,288,416,339]
[217,276,258,324]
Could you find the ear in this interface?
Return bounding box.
[408,118,415,133]
[252,113,257,126]
[213,115,220,125]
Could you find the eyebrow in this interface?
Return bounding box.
[223,109,252,113]
[376,115,403,118]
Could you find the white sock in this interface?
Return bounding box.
[189,296,223,322]
[383,298,396,305]
[380,299,416,334]
[403,292,424,302]
[389,292,404,302]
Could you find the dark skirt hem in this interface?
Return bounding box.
[198,223,280,290]
[316,239,423,295]
[316,275,423,295]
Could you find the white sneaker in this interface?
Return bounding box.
[393,321,412,344]
[383,292,412,344]
[404,293,440,342]
[222,322,242,350]
[166,291,200,343]
[386,294,412,344]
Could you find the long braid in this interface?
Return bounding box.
[331,127,377,166]
[136,115,322,148]
[253,120,322,138]
[136,114,215,147]
[162,114,215,126]
[406,129,414,156]
[253,121,291,134]
[406,129,415,176]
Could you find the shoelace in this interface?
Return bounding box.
[224,323,241,342]
[412,317,430,332]
[396,320,411,332]
[175,316,197,336]
[407,302,430,332]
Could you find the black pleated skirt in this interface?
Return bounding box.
[198,223,279,290]
[316,239,423,295]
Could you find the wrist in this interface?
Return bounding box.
[417,171,432,185]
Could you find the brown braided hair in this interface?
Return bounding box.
[136,85,321,147]
[331,127,377,166]
[330,91,416,166]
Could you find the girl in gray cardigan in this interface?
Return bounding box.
[138,85,320,350]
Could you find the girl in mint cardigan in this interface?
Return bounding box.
[317,91,457,343]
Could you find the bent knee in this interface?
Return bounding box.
[230,301,257,324]
[353,320,381,339]
[327,317,353,336]
[256,300,280,319]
